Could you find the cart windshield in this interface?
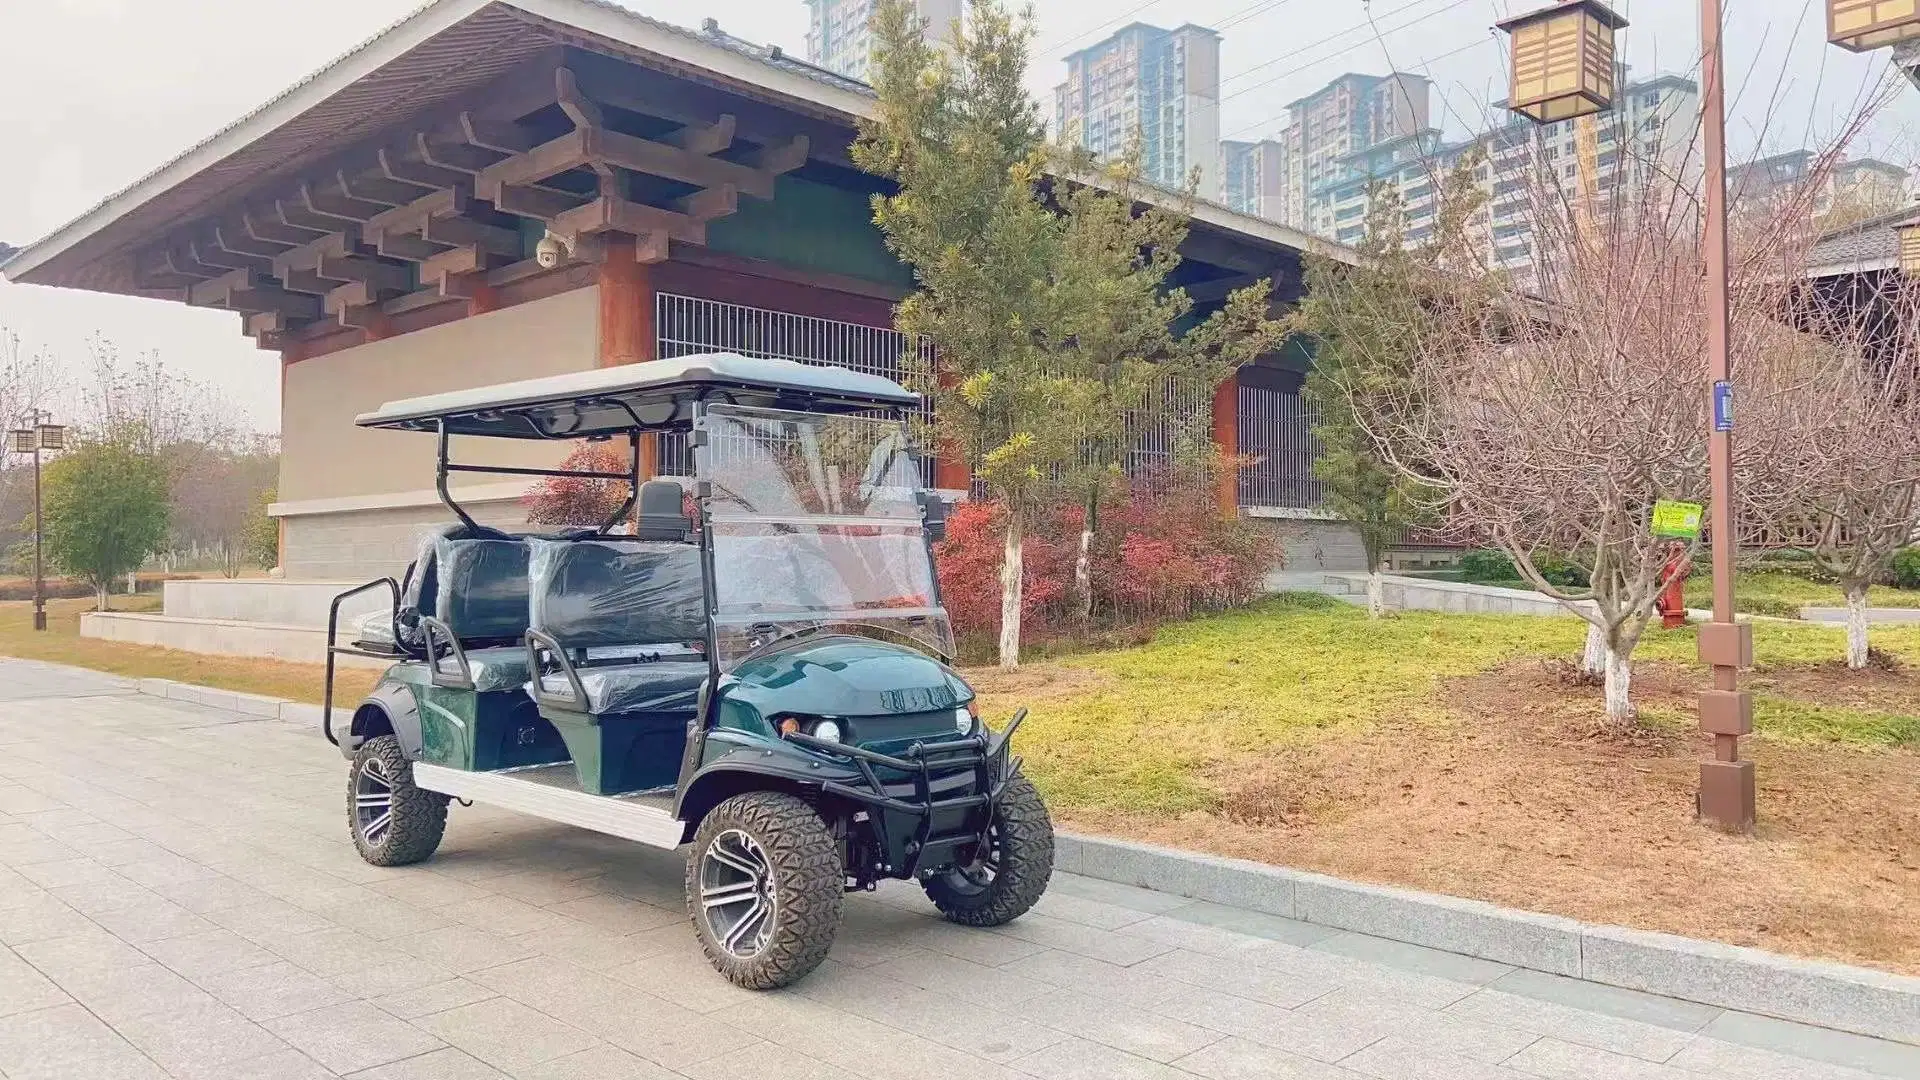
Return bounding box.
[697,404,954,669]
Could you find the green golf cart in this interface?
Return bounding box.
[322,352,1052,988]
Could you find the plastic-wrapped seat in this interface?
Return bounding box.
[526,511,708,795]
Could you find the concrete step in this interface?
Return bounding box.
[80,612,390,668]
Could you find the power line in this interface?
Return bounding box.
[1037,0,1167,56]
[1219,0,1467,92]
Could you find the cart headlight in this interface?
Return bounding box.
[955,707,974,735]
[810,719,843,743]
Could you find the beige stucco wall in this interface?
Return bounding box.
[279,286,599,504]
[275,287,599,581]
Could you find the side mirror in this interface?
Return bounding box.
[919,490,949,543]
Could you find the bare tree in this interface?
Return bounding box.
[80,336,241,478]
[1746,275,1920,668]
[0,329,65,565]
[1353,132,1841,725]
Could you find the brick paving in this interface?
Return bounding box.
[0,657,1916,1079]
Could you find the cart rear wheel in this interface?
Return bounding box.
[924,773,1053,927]
[349,735,448,867]
[686,792,842,989]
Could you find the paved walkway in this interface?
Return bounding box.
[1,658,1916,1080]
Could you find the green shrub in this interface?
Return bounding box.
[1892,547,1920,590]
[1458,549,1518,583]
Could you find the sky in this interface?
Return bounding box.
[1,0,1914,435]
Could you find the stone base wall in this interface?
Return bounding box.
[281,498,533,583]
[1247,517,1368,574]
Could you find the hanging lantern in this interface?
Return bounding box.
[34,423,65,451]
[1829,0,1920,50]
[6,430,34,455]
[1898,220,1920,276]
[1496,0,1629,125]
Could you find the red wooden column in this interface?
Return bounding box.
[598,236,659,478]
[930,364,970,492]
[1210,373,1239,519]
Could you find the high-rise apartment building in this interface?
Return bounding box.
[1053,23,1222,195]
[1279,72,1432,233]
[803,0,961,83]
[1301,72,1700,284]
[1729,149,1911,227]
[1220,139,1289,220]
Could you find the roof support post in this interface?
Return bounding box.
[598,234,658,479]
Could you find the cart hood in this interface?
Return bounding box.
[726,636,971,718]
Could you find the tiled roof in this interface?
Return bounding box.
[1805,204,1920,276]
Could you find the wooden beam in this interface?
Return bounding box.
[418,133,502,174]
[492,184,583,222]
[162,245,224,280]
[378,146,468,191]
[372,234,447,262]
[280,268,333,296]
[340,169,433,208]
[244,207,323,245]
[1183,273,1265,304]
[586,127,775,200]
[301,181,388,223]
[662,114,735,156]
[459,110,536,154]
[317,254,411,293]
[421,244,487,283]
[421,215,521,257]
[191,233,274,274]
[363,187,459,239]
[213,221,289,259]
[472,129,592,201]
[562,57,856,170]
[551,196,705,246]
[271,228,360,277]
[677,184,737,223]
[276,196,352,233]
[555,67,604,131]
[748,134,810,177]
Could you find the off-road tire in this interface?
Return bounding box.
[686,792,843,990]
[349,735,448,867]
[924,773,1053,927]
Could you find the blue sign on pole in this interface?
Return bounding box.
[1712,381,1733,433]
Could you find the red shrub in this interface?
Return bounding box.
[935,477,1281,648]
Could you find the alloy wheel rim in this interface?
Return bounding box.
[700,829,776,958]
[354,755,394,847]
[942,822,1003,895]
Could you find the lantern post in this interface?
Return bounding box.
[7,413,65,632]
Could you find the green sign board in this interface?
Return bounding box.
[1651,501,1704,539]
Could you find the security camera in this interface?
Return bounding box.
[534,231,572,270]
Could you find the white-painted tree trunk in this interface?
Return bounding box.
[998,514,1025,672]
[1365,568,1384,618]
[1074,525,1094,624]
[94,583,109,612]
[1581,622,1607,679]
[1846,582,1871,670]
[1603,644,1634,724]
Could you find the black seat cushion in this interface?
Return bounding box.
[433,537,531,644]
[537,659,709,715]
[528,538,704,649]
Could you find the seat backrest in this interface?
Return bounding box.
[528,537,705,649]
[432,536,531,644]
[635,479,693,542]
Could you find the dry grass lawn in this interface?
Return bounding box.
[971,596,1920,976]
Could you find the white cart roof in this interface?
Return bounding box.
[355,352,920,439]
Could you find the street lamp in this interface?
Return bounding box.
[1499,0,1756,829]
[1828,0,1920,50]
[7,413,65,632]
[1495,0,1628,123]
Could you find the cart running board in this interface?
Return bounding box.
[412,763,685,849]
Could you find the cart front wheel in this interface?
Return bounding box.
[924,773,1053,927]
[349,735,448,867]
[686,792,843,990]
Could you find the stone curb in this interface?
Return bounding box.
[116,674,1919,1046]
[1058,833,1920,1046]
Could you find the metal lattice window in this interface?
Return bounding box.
[653,293,935,480]
[1237,384,1324,510]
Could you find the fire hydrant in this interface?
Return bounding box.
[1656,542,1692,629]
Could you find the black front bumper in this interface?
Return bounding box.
[785,709,1028,879]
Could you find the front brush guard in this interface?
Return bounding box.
[784,708,1028,879]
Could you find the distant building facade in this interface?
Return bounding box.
[1220,138,1288,220]
[1053,22,1222,195]
[1297,72,1700,283]
[1729,149,1910,228]
[803,0,961,82]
